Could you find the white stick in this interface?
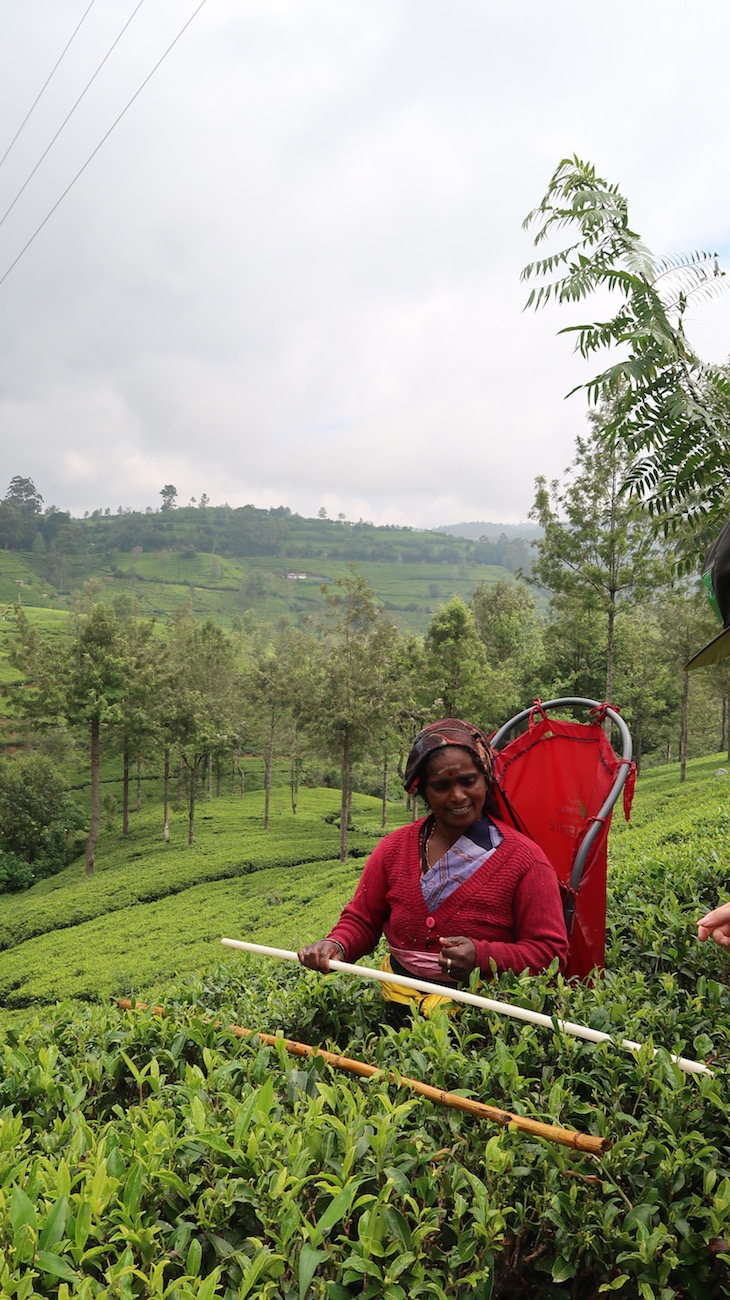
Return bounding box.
[221,938,712,1077]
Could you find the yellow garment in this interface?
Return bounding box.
[380,952,455,1018]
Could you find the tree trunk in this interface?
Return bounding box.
[382,750,388,828]
[177,753,184,801]
[635,718,643,777]
[163,746,170,842]
[604,604,615,738]
[339,727,350,862]
[290,728,299,815]
[122,739,130,837]
[136,756,142,812]
[187,756,198,846]
[412,793,418,822]
[347,766,353,828]
[207,752,213,800]
[86,715,100,874]
[264,711,275,830]
[680,673,689,783]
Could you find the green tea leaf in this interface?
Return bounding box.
[36,1250,78,1283]
[10,1185,37,1233]
[123,1162,143,1217]
[299,1243,328,1300]
[39,1196,68,1251]
[313,1183,357,1245]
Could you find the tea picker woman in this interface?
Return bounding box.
[297,719,568,1014]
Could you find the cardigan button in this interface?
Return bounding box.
[425,916,435,929]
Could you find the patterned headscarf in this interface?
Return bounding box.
[403,718,495,795]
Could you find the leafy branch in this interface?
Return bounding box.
[522,156,730,544]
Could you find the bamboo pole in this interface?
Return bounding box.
[221,938,713,1077]
[117,998,609,1155]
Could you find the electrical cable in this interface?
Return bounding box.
[0,0,150,232]
[0,0,99,173]
[0,0,209,291]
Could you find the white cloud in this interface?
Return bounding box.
[1,0,730,527]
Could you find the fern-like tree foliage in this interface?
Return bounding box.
[522,156,730,550]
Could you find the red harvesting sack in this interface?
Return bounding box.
[492,700,635,981]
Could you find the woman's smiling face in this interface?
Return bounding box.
[422,747,487,835]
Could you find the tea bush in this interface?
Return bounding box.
[0,767,729,1295]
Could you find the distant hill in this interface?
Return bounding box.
[435,520,542,541]
[0,502,537,639]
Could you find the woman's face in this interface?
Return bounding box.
[422,747,487,835]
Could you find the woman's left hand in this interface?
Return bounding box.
[439,936,476,980]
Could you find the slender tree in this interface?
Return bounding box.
[470,579,544,720]
[657,589,718,781]
[528,416,668,707]
[420,596,493,726]
[308,570,400,861]
[611,607,678,773]
[166,611,238,845]
[10,602,128,873]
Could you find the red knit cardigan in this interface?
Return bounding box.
[328,817,568,977]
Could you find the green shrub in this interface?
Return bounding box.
[0,849,34,892]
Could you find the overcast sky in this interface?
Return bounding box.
[1,1,729,529]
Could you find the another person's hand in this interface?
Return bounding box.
[698,902,730,951]
[297,939,344,972]
[439,936,477,981]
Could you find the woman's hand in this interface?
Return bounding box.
[297,939,344,972]
[439,936,477,981]
[698,901,730,952]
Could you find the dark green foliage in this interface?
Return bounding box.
[0,850,34,892]
[0,753,83,891]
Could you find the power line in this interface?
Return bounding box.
[0,0,150,233]
[0,0,99,173]
[0,0,210,291]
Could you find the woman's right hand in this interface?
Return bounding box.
[297,939,344,972]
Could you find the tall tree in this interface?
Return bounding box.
[657,588,718,780]
[166,612,238,845]
[470,579,544,719]
[523,156,730,542]
[246,645,286,831]
[611,607,678,773]
[308,570,399,861]
[11,602,128,873]
[420,596,493,727]
[0,476,44,550]
[6,476,43,512]
[113,608,160,836]
[528,417,667,706]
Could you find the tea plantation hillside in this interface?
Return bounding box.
[1,764,730,1297]
[0,502,527,637]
